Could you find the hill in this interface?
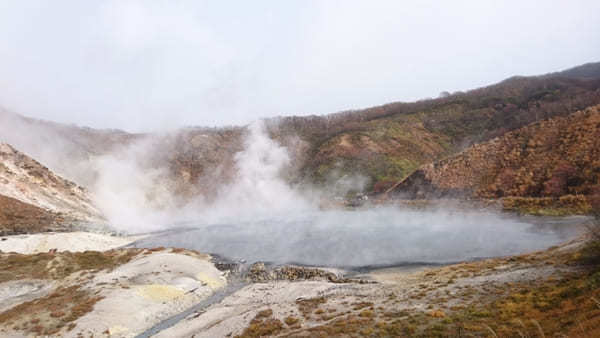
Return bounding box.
[0,143,101,221]
[1,61,599,202]
[546,61,600,80]
[0,109,140,187]
[389,104,600,199]
[272,64,600,191]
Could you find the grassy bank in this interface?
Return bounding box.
[502,195,592,216]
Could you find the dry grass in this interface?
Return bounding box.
[233,268,600,337]
[276,234,600,337]
[351,301,373,310]
[0,285,102,336]
[255,308,273,319]
[502,195,592,216]
[284,316,300,326]
[0,249,141,283]
[296,297,327,318]
[300,313,418,337]
[235,308,284,338]
[0,194,65,235]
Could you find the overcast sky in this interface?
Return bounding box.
[0,1,599,132]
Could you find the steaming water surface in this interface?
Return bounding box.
[130,208,584,268]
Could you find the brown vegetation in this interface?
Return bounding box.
[391,104,600,201]
[284,69,600,189]
[234,244,600,337]
[296,297,327,318]
[502,195,592,216]
[0,285,103,336]
[4,63,600,201]
[0,194,65,235]
[0,249,141,283]
[235,308,284,338]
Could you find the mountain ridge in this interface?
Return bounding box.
[1,61,599,203]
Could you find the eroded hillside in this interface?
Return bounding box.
[0,143,101,222]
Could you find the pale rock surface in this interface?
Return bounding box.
[69,252,226,338]
[0,143,102,221]
[0,231,140,254]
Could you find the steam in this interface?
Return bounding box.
[88,138,179,232]
[132,208,582,267]
[1,107,320,231]
[85,121,580,266]
[83,120,316,231]
[0,108,98,185]
[87,120,578,267]
[208,121,314,220]
[326,170,370,198]
[0,109,581,266]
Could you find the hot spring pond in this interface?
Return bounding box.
[129,208,586,269]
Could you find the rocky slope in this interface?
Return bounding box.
[0,143,102,222]
[389,104,600,199]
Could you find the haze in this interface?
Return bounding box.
[0,0,599,132]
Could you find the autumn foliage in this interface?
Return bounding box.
[543,162,579,197]
[391,105,600,200]
[590,186,600,219]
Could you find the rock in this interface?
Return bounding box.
[245,262,368,284]
[247,262,270,282]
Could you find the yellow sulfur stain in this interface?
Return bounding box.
[196,272,225,289]
[136,284,185,302]
[108,325,129,335]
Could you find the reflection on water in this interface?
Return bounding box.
[130,208,586,268]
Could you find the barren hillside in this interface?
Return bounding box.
[0,143,102,221]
